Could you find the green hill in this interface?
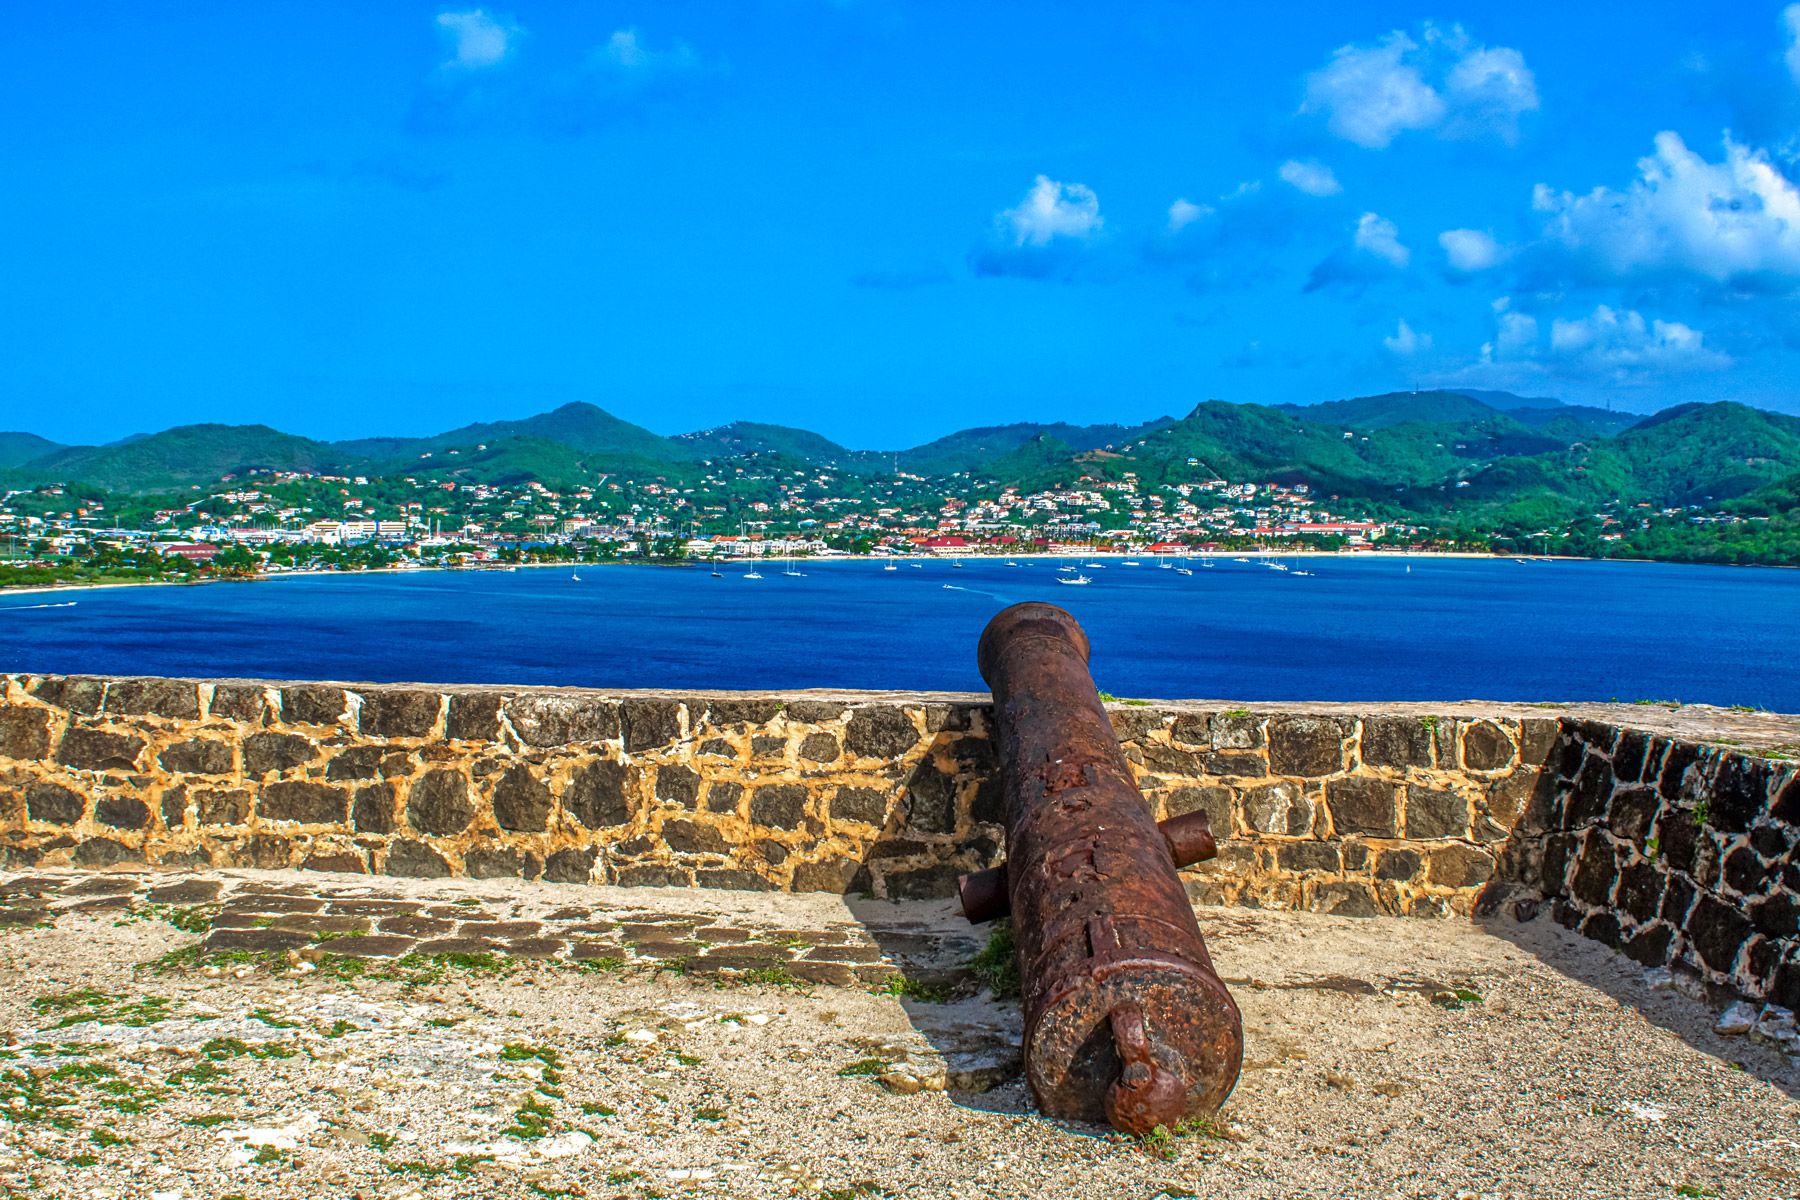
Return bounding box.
[897,417,1174,476]
[1606,402,1800,503]
[5,425,357,491]
[1281,390,1503,430]
[673,422,856,465]
[0,432,63,469]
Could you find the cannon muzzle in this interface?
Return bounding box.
[965,602,1243,1135]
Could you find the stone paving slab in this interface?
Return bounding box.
[0,867,988,991]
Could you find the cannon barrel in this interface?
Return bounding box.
[962,602,1243,1135]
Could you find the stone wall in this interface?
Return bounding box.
[0,673,1794,1002]
[1492,718,1799,1009]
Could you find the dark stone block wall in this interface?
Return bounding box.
[1,673,1795,1002]
[1492,719,1799,1007]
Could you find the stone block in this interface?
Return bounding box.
[95,796,150,830]
[105,679,200,720]
[751,784,808,830]
[300,851,367,874]
[464,848,525,879]
[159,739,233,775]
[1405,787,1469,840]
[1169,713,1210,746]
[1721,845,1766,897]
[0,706,52,761]
[505,694,620,747]
[56,728,145,772]
[32,676,106,715]
[704,698,785,727]
[385,839,452,879]
[1267,717,1348,777]
[1657,741,1700,802]
[359,689,442,739]
[407,769,474,835]
[902,765,955,835]
[622,698,683,753]
[351,783,396,833]
[280,686,348,726]
[1621,923,1674,968]
[1568,833,1619,907]
[159,789,189,829]
[654,764,700,809]
[545,846,598,884]
[493,765,552,831]
[1614,859,1665,924]
[1324,777,1397,837]
[259,781,349,825]
[830,786,888,826]
[885,862,962,900]
[208,684,267,723]
[25,782,85,825]
[1709,754,1771,835]
[1309,882,1379,917]
[1107,708,1162,741]
[696,868,778,891]
[1427,845,1494,889]
[1375,848,1421,881]
[1163,785,1232,834]
[1460,721,1517,771]
[1241,782,1310,836]
[444,693,502,741]
[1686,892,1752,975]
[1277,841,1341,874]
[798,732,841,763]
[196,787,252,826]
[1360,716,1435,769]
[242,732,317,776]
[1749,892,1799,940]
[1518,718,1560,767]
[557,759,628,828]
[663,818,727,854]
[845,708,920,759]
[792,856,867,894]
[1210,712,1263,750]
[74,838,141,866]
[751,735,786,757]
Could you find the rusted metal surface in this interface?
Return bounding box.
[963,601,1243,1134]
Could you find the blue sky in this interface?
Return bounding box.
[6,2,1800,447]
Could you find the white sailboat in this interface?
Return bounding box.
[1056,573,1092,586]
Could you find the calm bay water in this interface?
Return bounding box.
[1,557,1796,708]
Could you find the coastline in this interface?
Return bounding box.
[0,548,1722,602]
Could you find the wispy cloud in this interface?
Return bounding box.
[1302,23,1537,148]
[593,28,702,83]
[1785,5,1800,84]
[436,9,520,70]
[1278,159,1342,196]
[1474,299,1730,383]
[1383,318,1431,356]
[972,175,1105,280]
[1305,212,1409,291]
[1438,228,1504,275]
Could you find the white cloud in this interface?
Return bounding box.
[1354,212,1409,266]
[1167,198,1209,232]
[1785,5,1800,84]
[1303,33,1443,149]
[1533,132,1800,287]
[1439,228,1503,273]
[436,9,518,69]
[1278,159,1342,196]
[1383,319,1431,356]
[595,28,700,78]
[1480,302,1729,380]
[1302,24,1536,149]
[997,175,1102,247]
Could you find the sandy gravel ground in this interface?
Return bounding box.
[1,870,1796,1200]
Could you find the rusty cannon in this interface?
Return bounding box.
[956,602,1243,1135]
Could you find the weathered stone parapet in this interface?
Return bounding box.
[1490,717,1799,1009]
[2,673,1796,1002]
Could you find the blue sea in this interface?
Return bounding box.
[1,557,1796,709]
